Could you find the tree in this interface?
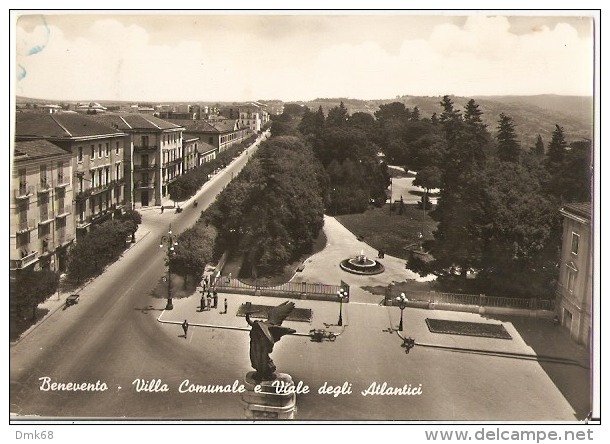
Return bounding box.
[172,224,216,286]
[13,269,59,320]
[410,106,421,121]
[374,101,408,124]
[546,124,568,166]
[496,113,521,162]
[534,134,545,156]
[326,102,349,128]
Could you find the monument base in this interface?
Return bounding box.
[240,371,297,419]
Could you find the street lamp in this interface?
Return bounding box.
[337,289,349,326]
[395,293,408,332]
[160,224,178,310]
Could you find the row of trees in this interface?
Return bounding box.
[168,134,257,202]
[298,102,390,214]
[67,210,142,283]
[407,96,591,298]
[204,134,326,275]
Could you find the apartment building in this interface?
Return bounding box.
[171,118,249,153]
[89,113,184,208]
[555,202,592,346]
[11,140,75,276]
[15,112,127,238]
[183,135,200,173]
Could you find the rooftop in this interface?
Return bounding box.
[14,139,70,160]
[88,113,184,131]
[15,112,125,139]
[562,202,592,221]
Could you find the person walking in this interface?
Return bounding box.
[161,205,164,214]
[213,290,218,309]
[223,298,228,315]
[182,320,189,338]
[200,295,205,312]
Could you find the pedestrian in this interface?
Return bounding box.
[213,290,218,309]
[200,295,205,312]
[161,205,164,214]
[223,298,228,315]
[204,276,209,286]
[207,294,212,311]
[182,320,189,338]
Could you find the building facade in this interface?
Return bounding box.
[555,202,592,346]
[15,112,127,238]
[89,113,185,208]
[171,119,250,153]
[182,135,199,173]
[11,140,75,276]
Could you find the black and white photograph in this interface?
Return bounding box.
[7,4,601,439]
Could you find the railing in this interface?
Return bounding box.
[14,184,34,199]
[37,181,52,194]
[76,215,93,228]
[55,176,70,188]
[134,145,157,151]
[17,218,36,233]
[39,239,55,255]
[133,164,158,170]
[10,251,38,269]
[39,209,55,224]
[135,181,155,188]
[56,204,72,218]
[385,288,555,312]
[215,278,343,301]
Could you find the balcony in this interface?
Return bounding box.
[55,176,70,188]
[135,181,155,189]
[133,163,158,171]
[39,209,55,225]
[14,184,33,200]
[17,218,36,234]
[37,181,52,194]
[164,158,183,167]
[56,205,72,218]
[76,215,92,229]
[10,251,38,270]
[39,239,55,257]
[134,145,157,152]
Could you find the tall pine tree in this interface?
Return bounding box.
[496,113,521,162]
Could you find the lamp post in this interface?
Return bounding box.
[160,224,178,310]
[337,289,348,326]
[396,293,408,332]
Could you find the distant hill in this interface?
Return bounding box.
[16,93,593,148]
[297,94,593,148]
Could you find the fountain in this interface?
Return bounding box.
[340,250,385,275]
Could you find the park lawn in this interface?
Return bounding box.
[336,203,437,261]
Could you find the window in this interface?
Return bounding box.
[116,142,120,154]
[115,164,121,180]
[105,143,110,157]
[142,135,149,147]
[98,144,103,158]
[566,265,577,293]
[39,165,47,186]
[570,232,579,255]
[57,161,65,184]
[78,147,83,162]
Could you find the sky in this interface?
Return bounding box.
[13,11,597,103]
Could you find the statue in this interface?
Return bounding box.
[245,301,296,382]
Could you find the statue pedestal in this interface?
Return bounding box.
[240,371,297,419]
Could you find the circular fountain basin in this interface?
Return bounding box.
[340,256,385,275]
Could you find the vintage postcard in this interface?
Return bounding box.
[8,7,600,440]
